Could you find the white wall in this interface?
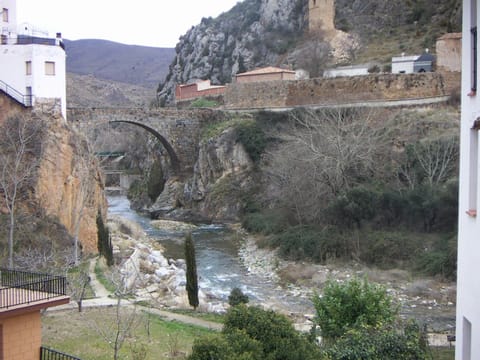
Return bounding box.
[456,0,480,359]
[324,67,369,78]
[392,56,418,73]
[1,0,18,37]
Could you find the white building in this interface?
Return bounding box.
[456,0,480,359]
[323,64,370,78]
[0,0,66,118]
[391,52,434,74]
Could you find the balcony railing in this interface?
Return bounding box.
[40,346,81,360]
[0,80,33,107]
[0,268,67,309]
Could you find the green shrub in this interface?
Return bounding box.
[270,226,344,263]
[360,231,424,268]
[190,97,218,108]
[241,211,288,235]
[415,234,457,280]
[313,278,397,342]
[235,121,267,163]
[323,320,430,360]
[228,288,249,307]
[223,305,320,360]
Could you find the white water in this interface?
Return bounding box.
[107,195,310,312]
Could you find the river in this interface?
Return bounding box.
[107,195,313,315]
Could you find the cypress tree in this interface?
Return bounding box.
[96,210,113,266]
[185,232,199,309]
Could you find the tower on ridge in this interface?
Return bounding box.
[308,0,335,33]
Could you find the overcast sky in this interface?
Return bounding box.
[16,0,240,48]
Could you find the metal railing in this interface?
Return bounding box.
[0,80,33,107]
[40,346,81,360]
[0,268,67,309]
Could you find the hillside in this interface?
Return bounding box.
[66,73,155,108]
[157,0,462,105]
[65,39,175,89]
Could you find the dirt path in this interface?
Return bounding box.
[51,257,222,331]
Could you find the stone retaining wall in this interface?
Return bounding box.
[225,73,448,109]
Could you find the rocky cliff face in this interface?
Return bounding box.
[35,115,106,254]
[158,0,307,105]
[149,124,254,221]
[157,0,462,106]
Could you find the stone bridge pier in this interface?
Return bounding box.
[67,107,218,176]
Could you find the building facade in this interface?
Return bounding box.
[234,66,296,83]
[0,0,66,118]
[456,0,480,359]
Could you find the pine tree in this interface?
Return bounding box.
[185,232,199,309]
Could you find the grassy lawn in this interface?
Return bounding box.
[430,347,455,360]
[42,307,214,360]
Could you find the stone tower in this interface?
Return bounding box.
[308,0,335,33]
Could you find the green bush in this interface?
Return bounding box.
[270,226,344,263]
[228,287,249,307]
[241,211,288,235]
[313,278,397,342]
[223,305,320,360]
[324,321,430,360]
[190,98,218,108]
[415,234,457,280]
[235,121,267,163]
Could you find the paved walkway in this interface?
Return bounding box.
[51,257,222,331]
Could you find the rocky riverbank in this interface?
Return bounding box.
[107,215,456,344]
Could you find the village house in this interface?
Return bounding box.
[456,0,480,359]
[0,268,77,360]
[0,0,66,119]
[175,79,226,102]
[233,66,296,83]
[391,51,435,74]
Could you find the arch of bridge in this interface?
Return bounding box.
[67,107,214,175]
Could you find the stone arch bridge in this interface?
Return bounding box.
[67,107,219,176]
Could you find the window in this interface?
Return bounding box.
[45,61,55,76]
[468,121,480,216]
[26,61,32,75]
[462,317,472,360]
[2,8,8,22]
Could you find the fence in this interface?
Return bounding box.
[0,268,67,309]
[0,80,33,107]
[40,346,81,360]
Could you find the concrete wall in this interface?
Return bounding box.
[225,73,447,109]
[0,311,41,360]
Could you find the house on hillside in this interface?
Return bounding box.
[233,66,296,83]
[175,79,226,103]
[391,51,435,74]
[456,0,480,359]
[0,268,79,359]
[0,0,66,118]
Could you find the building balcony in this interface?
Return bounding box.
[1,34,65,49]
[0,268,69,315]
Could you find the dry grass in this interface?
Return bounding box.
[42,307,213,360]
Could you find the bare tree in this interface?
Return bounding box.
[413,136,459,187]
[266,108,388,224]
[294,30,332,78]
[92,269,143,360]
[0,114,43,268]
[70,136,102,265]
[67,265,91,312]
